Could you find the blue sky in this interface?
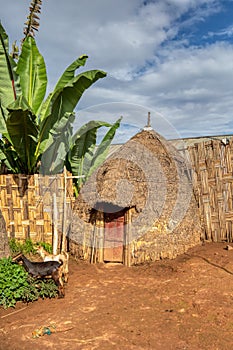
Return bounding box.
[1,0,233,142]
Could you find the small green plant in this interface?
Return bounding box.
[22,239,37,254]
[9,238,53,255]
[9,238,36,255]
[9,238,21,254]
[0,257,58,308]
[36,241,52,254]
[32,278,58,299]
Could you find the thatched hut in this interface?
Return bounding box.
[69,127,203,266]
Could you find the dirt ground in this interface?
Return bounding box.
[1,242,233,350]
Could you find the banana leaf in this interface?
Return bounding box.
[0,139,22,173]
[39,55,88,122]
[86,117,122,179]
[66,118,121,191]
[0,23,20,134]
[16,36,47,115]
[54,54,88,91]
[0,101,7,136]
[67,120,112,177]
[36,69,106,159]
[6,96,39,173]
[39,112,75,175]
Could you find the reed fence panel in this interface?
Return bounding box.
[188,138,233,242]
[0,173,75,244]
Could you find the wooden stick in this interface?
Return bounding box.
[1,306,28,318]
[61,171,67,252]
[52,192,58,255]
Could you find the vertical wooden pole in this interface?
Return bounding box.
[61,171,67,252]
[128,209,132,267]
[90,225,96,264]
[52,192,58,255]
[98,210,104,263]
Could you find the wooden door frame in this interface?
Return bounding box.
[103,209,126,263]
[90,204,132,266]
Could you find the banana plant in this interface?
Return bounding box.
[0,22,107,174]
[65,117,122,195]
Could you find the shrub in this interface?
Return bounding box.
[0,257,58,308]
[9,238,36,255]
[36,241,53,254]
[9,238,52,255]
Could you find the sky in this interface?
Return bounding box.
[1,0,233,142]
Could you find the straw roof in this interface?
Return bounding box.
[75,128,194,228]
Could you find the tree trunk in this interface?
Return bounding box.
[0,210,10,258]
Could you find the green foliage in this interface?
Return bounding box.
[9,238,36,255]
[0,257,58,308]
[66,117,122,195]
[0,21,107,174]
[35,241,52,254]
[31,278,58,299]
[9,238,53,255]
[0,4,121,198]
[0,257,29,308]
[8,239,21,254]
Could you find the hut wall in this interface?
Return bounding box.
[70,197,202,266]
[188,138,233,242]
[69,209,105,263]
[131,198,202,264]
[0,173,74,244]
[69,216,95,261]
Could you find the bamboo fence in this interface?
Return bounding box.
[0,173,75,246]
[188,137,233,242]
[2,136,233,249]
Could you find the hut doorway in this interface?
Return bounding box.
[104,211,125,263]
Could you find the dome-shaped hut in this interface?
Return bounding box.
[69,127,202,266]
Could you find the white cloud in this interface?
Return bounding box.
[207,24,233,39]
[1,0,233,140]
[78,41,233,139]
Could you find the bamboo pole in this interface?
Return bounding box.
[61,171,67,252]
[127,209,132,267]
[90,225,96,264]
[52,193,58,255]
[98,211,105,263]
[123,209,132,267]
